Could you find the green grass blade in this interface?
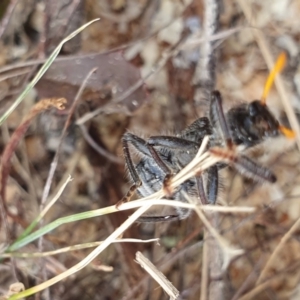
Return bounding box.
[6,205,116,252]
[0,18,100,125]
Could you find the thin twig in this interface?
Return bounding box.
[0,7,196,74]
[124,241,203,300]
[39,175,73,222]
[8,204,153,300]
[8,149,255,252]
[0,26,240,75]
[231,258,265,300]
[0,98,66,220]
[237,261,300,300]
[0,98,66,284]
[8,134,255,299]
[135,251,179,300]
[119,199,255,214]
[193,0,220,91]
[0,19,99,125]
[75,27,241,125]
[37,68,97,287]
[0,69,32,82]
[2,238,159,258]
[47,142,83,201]
[186,192,244,271]
[256,217,300,285]
[0,0,20,39]
[193,2,225,299]
[12,175,72,245]
[58,0,82,35]
[200,230,209,300]
[1,124,38,206]
[39,68,97,210]
[76,37,186,125]
[78,123,123,164]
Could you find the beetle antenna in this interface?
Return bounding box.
[261,52,286,105]
[260,52,295,138]
[279,125,295,139]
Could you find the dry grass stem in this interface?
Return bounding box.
[76,33,205,125]
[0,97,66,207]
[122,199,255,214]
[185,192,244,271]
[200,230,209,300]
[40,69,96,208]
[74,27,242,126]
[3,3,298,298]
[38,175,73,222]
[47,146,83,200]
[256,217,300,285]
[78,122,123,164]
[8,205,153,300]
[7,131,256,299]
[238,274,286,300]
[36,69,98,286]
[0,0,20,39]
[180,28,242,51]
[135,251,179,300]
[1,238,159,258]
[1,124,38,205]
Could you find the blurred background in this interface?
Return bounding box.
[0,0,300,299]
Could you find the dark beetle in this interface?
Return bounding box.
[121,53,294,221]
